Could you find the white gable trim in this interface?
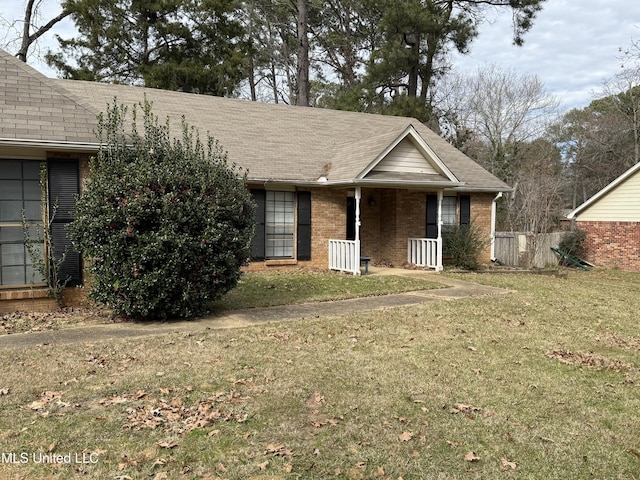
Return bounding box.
[567,162,640,219]
[356,125,459,182]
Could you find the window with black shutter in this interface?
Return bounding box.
[48,160,82,286]
[250,189,311,261]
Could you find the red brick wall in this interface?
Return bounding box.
[577,221,640,271]
[470,193,494,264]
[246,187,347,272]
[361,189,426,266]
[362,190,495,267]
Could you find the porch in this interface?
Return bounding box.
[327,187,445,275]
[329,238,442,274]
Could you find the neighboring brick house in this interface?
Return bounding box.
[0,48,510,312]
[567,162,640,271]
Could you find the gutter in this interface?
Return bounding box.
[246,177,465,189]
[0,138,101,151]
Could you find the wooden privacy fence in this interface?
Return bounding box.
[494,232,565,268]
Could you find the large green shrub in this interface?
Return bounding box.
[68,99,254,320]
[444,222,488,271]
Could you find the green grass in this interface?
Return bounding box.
[0,269,639,479]
[212,270,444,310]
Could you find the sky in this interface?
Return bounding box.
[1,0,639,112]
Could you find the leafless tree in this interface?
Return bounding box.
[1,0,71,62]
[459,64,560,182]
[599,66,640,166]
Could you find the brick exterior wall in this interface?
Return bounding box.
[2,178,498,311]
[361,188,427,266]
[247,188,496,270]
[470,193,494,265]
[577,221,640,271]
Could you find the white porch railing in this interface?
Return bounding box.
[408,238,442,270]
[329,239,360,275]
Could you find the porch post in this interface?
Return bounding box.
[436,190,444,271]
[354,186,362,275]
[490,192,502,261]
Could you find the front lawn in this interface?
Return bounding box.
[213,270,444,310]
[0,269,638,479]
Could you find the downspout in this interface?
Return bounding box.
[490,192,503,261]
[436,190,443,271]
[354,186,362,275]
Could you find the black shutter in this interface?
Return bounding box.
[459,195,471,227]
[297,191,312,260]
[250,189,266,260]
[346,197,355,241]
[48,160,81,286]
[426,194,438,239]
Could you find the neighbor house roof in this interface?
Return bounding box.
[0,48,510,192]
[567,161,640,220]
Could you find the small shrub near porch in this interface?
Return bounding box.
[444,222,488,270]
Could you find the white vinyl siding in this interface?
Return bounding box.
[576,171,640,221]
[372,138,438,174]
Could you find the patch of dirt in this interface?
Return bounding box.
[546,349,633,372]
[0,308,115,335]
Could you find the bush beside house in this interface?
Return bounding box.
[68,101,254,320]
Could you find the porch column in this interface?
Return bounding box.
[490,192,503,261]
[436,190,444,271]
[354,186,362,275]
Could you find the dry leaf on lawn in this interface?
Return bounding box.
[156,440,179,449]
[398,431,414,442]
[500,458,517,470]
[464,451,480,462]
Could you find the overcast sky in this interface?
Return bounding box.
[2,0,639,112]
[452,0,640,111]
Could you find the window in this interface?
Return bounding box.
[250,189,311,261]
[441,196,457,234]
[426,194,471,256]
[265,191,295,258]
[0,160,46,286]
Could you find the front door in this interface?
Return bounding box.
[346,197,356,241]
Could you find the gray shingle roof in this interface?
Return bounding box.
[0,49,98,145]
[0,48,510,191]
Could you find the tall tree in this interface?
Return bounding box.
[2,0,72,62]
[555,84,640,209]
[360,0,546,122]
[295,0,310,106]
[238,0,301,103]
[47,0,246,95]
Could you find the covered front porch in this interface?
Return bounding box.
[328,186,446,275]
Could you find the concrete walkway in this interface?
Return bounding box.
[0,268,510,349]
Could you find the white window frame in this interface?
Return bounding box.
[265,190,295,259]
